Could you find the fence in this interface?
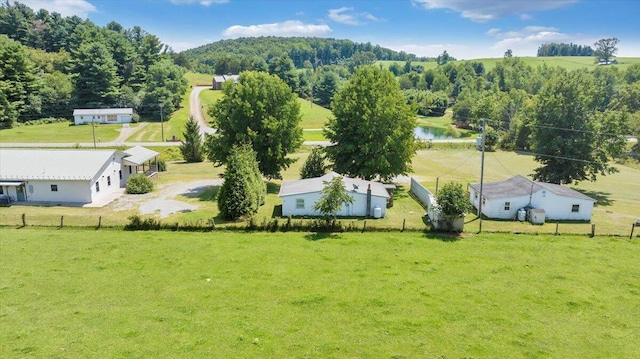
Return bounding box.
[410,177,435,210]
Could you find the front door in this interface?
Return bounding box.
[16,185,25,201]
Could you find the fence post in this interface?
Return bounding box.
[402,218,406,232]
[590,224,595,238]
[97,216,102,229]
[21,213,26,227]
[60,215,64,228]
[362,220,367,232]
[554,223,559,236]
[631,223,636,240]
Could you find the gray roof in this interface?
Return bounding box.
[279,172,390,198]
[122,146,159,166]
[73,108,133,116]
[213,74,239,83]
[0,149,118,181]
[468,175,595,202]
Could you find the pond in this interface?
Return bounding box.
[414,126,455,140]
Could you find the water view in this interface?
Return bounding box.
[414,126,454,140]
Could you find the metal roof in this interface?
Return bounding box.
[468,175,595,202]
[279,172,390,198]
[122,146,159,166]
[0,149,119,181]
[73,108,133,116]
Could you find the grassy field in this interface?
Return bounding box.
[126,89,191,142]
[0,121,123,143]
[0,228,638,358]
[184,71,213,86]
[379,57,640,72]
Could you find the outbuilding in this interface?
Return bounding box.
[468,175,596,221]
[73,108,133,125]
[279,172,390,218]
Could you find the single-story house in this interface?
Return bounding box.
[468,175,596,221]
[212,74,239,90]
[73,108,133,125]
[279,172,391,218]
[121,146,160,181]
[0,146,159,205]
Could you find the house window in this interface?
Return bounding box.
[119,170,122,180]
[80,116,83,120]
[96,182,100,192]
[296,198,304,209]
[474,192,478,199]
[129,166,132,174]
[51,184,58,192]
[482,197,486,205]
[504,202,510,211]
[107,176,111,186]
[107,115,117,121]
[571,204,579,213]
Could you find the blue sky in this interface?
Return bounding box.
[15,0,640,59]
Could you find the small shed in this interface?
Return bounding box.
[212,74,239,90]
[73,108,133,125]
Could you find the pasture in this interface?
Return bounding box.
[0,228,638,358]
[378,56,640,71]
[0,121,122,144]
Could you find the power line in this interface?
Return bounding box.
[516,151,595,164]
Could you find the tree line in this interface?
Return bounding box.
[0,1,188,129]
[537,42,594,57]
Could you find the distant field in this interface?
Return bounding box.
[298,98,331,129]
[1,228,638,358]
[127,89,192,142]
[199,89,224,125]
[0,121,122,143]
[184,71,212,86]
[380,57,640,72]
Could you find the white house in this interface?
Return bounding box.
[468,175,596,221]
[73,108,133,125]
[0,149,124,204]
[0,147,159,205]
[279,172,391,218]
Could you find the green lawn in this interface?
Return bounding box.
[0,121,123,143]
[298,98,332,129]
[0,228,638,358]
[198,88,224,125]
[184,71,212,87]
[127,89,191,142]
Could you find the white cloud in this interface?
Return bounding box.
[412,0,577,22]
[486,26,574,56]
[169,0,228,5]
[222,20,332,38]
[328,7,383,25]
[14,0,97,18]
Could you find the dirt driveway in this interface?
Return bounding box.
[112,179,222,218]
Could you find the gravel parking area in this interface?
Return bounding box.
[113,179,222,218]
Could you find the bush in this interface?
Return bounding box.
[157,159,167,172]
[126,174,153,194]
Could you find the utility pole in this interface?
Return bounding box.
[159,103,165,142]
[92,119,96,149]
[477,118,486,233]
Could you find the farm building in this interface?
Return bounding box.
[212,74,239,90]
[279,172,391,218]
[73,108,133,125]
[468,175,596,221]
[0,147,159,205]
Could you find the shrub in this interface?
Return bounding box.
[126,174,153,194]
[157,159,167,172]
[217,144,266,220]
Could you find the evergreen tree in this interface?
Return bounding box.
[325,65,417,181]
[217,144,266,220]
[300,147,326,179]
[207,71,303,179]
[180,115,204,162]
[71,41,120,108]
[0,34,39,128]
[314,71,339,108]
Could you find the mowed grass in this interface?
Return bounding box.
[184,71,213,86]
[0,121,122,143]
[128,89,191,142]
[1,228,638,358]
[380,57,640,72]
[198,88,224,125]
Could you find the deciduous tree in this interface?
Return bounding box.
[312,176,354,221]
[594,37,619,63]
[325,65,416,181]
[207,71,303,179]
[435,182,471,231]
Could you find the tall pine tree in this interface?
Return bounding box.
[180,115,204,162]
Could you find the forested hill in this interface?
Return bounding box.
[0,1,188,129]
[182,37,431,74]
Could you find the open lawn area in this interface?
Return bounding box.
[0,228,638,358]
[184,71,213,87]
[0,121,123,143]
[199,88,224,125]
[126,90,191,142]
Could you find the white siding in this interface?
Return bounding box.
[22,180,92,203]
[282,192,387,218]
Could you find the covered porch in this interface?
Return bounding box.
[0,181,26,204]
[122,146,160,183]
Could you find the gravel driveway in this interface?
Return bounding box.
[113,179,222,218]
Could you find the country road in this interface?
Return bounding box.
[189,85,216,136]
